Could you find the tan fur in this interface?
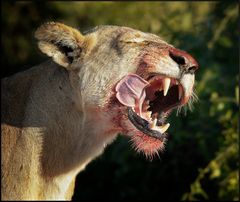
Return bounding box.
[1,22,196,200]
[35,22,85,49]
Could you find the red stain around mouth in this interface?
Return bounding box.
[130,129,166,159]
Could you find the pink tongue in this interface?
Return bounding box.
[115,74,149,115]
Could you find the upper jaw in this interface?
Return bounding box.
[144,73,192,108]
[146,74,184,102]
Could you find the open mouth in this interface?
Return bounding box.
[116,73,186,140]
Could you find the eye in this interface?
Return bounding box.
[120,37,147,44]
[127,38,147,43]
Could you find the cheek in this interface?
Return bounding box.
[135,48,170,78]
[136,63,156,78]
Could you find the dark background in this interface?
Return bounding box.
[1,1,239,201]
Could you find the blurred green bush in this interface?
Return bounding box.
[1,1,238,201]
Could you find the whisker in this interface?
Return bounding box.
[176,105,183,116]
[176,88,198,116]
[192,89,199,102]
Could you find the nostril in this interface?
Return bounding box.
[169,52,186,66]
[169,48,199,74]
[188,66,198,73]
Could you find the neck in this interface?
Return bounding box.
[23,61,118,199]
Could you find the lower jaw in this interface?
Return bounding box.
[118,108,168,158]
[127,124,167,158]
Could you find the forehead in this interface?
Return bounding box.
[84,25,168,44]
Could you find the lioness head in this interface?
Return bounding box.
[35,22,198,158]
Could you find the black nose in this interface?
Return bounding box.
[169,48,199,74]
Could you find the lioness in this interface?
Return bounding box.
[1,22,198,200]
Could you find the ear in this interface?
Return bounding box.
[35,22,95,68]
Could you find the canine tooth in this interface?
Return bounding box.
[163,78,171,96]
[149,118,157,129]
[155,123,170,133]
[178,85,183,100]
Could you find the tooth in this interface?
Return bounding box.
[142,100,150,111]
[149,118,157,129]
[178,85,183,100]
[163,78,171,96]
[146,111,152,119]
[155,123,170,133]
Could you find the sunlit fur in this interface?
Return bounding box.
[129,133,167,161]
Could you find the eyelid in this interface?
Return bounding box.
[126,38,147,43]
[119,38,148,44]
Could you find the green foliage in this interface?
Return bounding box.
[1,1,239,201]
